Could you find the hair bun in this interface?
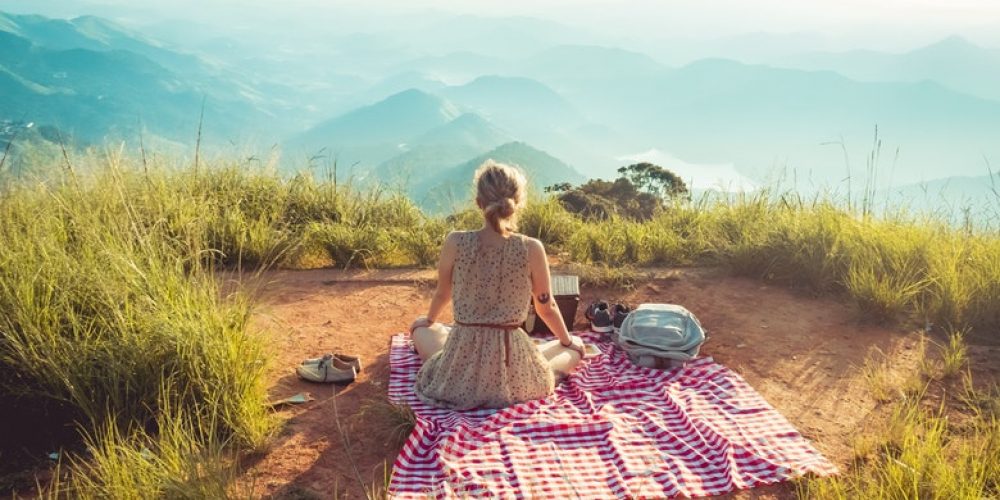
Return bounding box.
[485,198,515,219]
[474,160,527,235]
[498,197,516,218]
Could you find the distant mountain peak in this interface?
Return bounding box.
[492,140,531,151]
[378,88,458,112]
[451,112,491,124]
[468,74,533,83]
[680,57,744,70]
[442,112,500,131]
[462,74,557,91]
[452,74,571,103]
[471,141,583,179]
[288,88,464,159]
[915,34,987,55]
[391,87,435,99]
[413,112,510,147]
[411,140,585,213]
[932,34,974,47]
[329,88,462,123]
[444,75,582,129]
[532,44,666,69]
[454,140,579,176]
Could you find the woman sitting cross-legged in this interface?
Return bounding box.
[410,160,586,410]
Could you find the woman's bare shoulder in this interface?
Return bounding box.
[518,234,545,254]
[444,230,468,241]
[438,232,465,262]
[443,230,471,248]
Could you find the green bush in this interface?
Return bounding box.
[396,218,452,268]
[519,197,583,249]
[308,222,396,269]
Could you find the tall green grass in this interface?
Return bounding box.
[3,154,999,496]
[801,397,999,499]
[0,166,272,435]
[535,191,1000,333]
[58,160,1000,326]
[47,401,251,499]
[0,164,279,496]
[0,156,463,496]
[801,335,999,499]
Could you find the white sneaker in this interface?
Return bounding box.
[302,353,362,373]
[296,355,356,383]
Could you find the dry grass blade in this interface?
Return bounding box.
[356,397,418,451]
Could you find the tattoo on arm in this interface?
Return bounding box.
[537,292,550,304]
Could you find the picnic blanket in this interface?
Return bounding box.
[388,332,836,498]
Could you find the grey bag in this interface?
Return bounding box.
[617,304,706,369]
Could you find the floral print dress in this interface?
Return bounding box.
[414,231,554,410]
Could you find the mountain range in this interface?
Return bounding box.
[771,36,1000,103]
[882,173,1000,217]
[286,89,587,212]
[2,10,999,213]
[288,89,463,167]
[0,12,279,146]
[369,112,513,187]
[410,141,587,214]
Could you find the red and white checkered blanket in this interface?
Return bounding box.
[388,333,836,498]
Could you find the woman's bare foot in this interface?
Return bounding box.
[535,339,583,375]
[412,323,451,361]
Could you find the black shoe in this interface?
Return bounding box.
[612,303,631,335]
[585,301,613,333]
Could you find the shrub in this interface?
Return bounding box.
[548,166,685,221]
[307,222,395,269]
[519,197,583,249]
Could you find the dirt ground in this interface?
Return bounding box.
[236,266,1000,499]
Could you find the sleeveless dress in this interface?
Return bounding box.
[414,231,555,410]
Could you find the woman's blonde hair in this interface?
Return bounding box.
[474,160,527,235]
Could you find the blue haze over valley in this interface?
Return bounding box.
[1,0,998,214]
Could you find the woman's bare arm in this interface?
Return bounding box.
[526,238,574,345]
[425,232,458,323]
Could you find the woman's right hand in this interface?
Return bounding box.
[560,335,587,358]
[409,316,433,334]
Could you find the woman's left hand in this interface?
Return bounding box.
[562,335,587,358]
[409,316,433,334]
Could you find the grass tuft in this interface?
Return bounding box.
[800,393,1000,499]
[42,403,249,499]
[939,330,969,378]
[861,350,896,404]
[561,262,643,290]
[356,397,418,451]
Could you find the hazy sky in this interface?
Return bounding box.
[6,0,1000,50]
[378,0,1000,33]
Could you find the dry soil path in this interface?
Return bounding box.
[236,266,996,499]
